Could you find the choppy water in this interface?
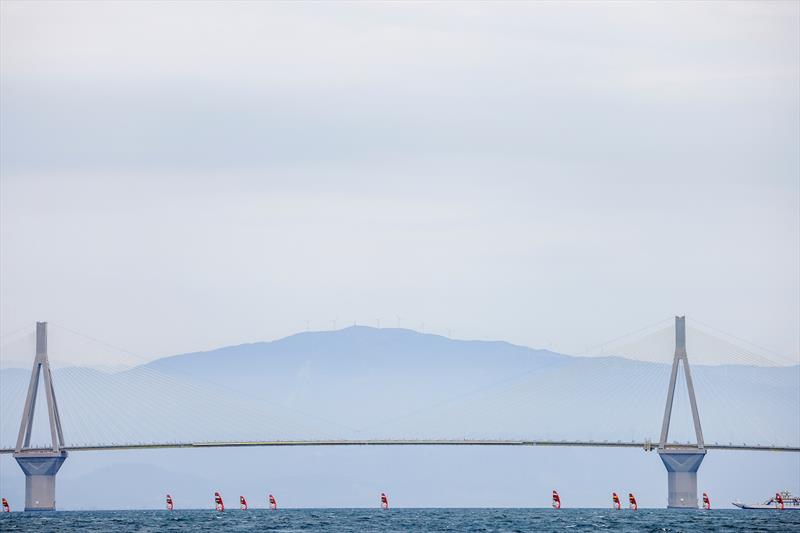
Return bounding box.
[1,508,798,532]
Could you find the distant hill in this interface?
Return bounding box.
[1,326,797,449]
[146,325,568,382]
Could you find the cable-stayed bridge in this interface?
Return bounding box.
[0,316,797,511]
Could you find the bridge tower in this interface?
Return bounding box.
[657,316,705,508]
[13,322,68,511]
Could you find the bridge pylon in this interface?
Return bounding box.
[13,322,68,511]
[657,316,706,509]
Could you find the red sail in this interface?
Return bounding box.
[552,490,561,509]
[628,493,638,511]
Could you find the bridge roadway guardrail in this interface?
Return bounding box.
[2,439,798,454]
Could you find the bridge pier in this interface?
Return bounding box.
[658,448,705,508]
[14,451,68,511]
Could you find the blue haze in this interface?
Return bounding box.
[0,327,797,509]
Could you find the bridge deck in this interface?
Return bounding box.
[3,439,798,454]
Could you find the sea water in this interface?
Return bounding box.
[1,508,798,532]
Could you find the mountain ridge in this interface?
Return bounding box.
[1,326,797,450]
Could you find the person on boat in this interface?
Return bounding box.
[775,492,784,510]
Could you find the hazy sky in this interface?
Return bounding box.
[1,1,798,367]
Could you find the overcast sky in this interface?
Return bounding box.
[1,1,798,368]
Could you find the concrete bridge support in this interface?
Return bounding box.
[13,322,68,511]
[15,452,68,511]
[658,448,706,508]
